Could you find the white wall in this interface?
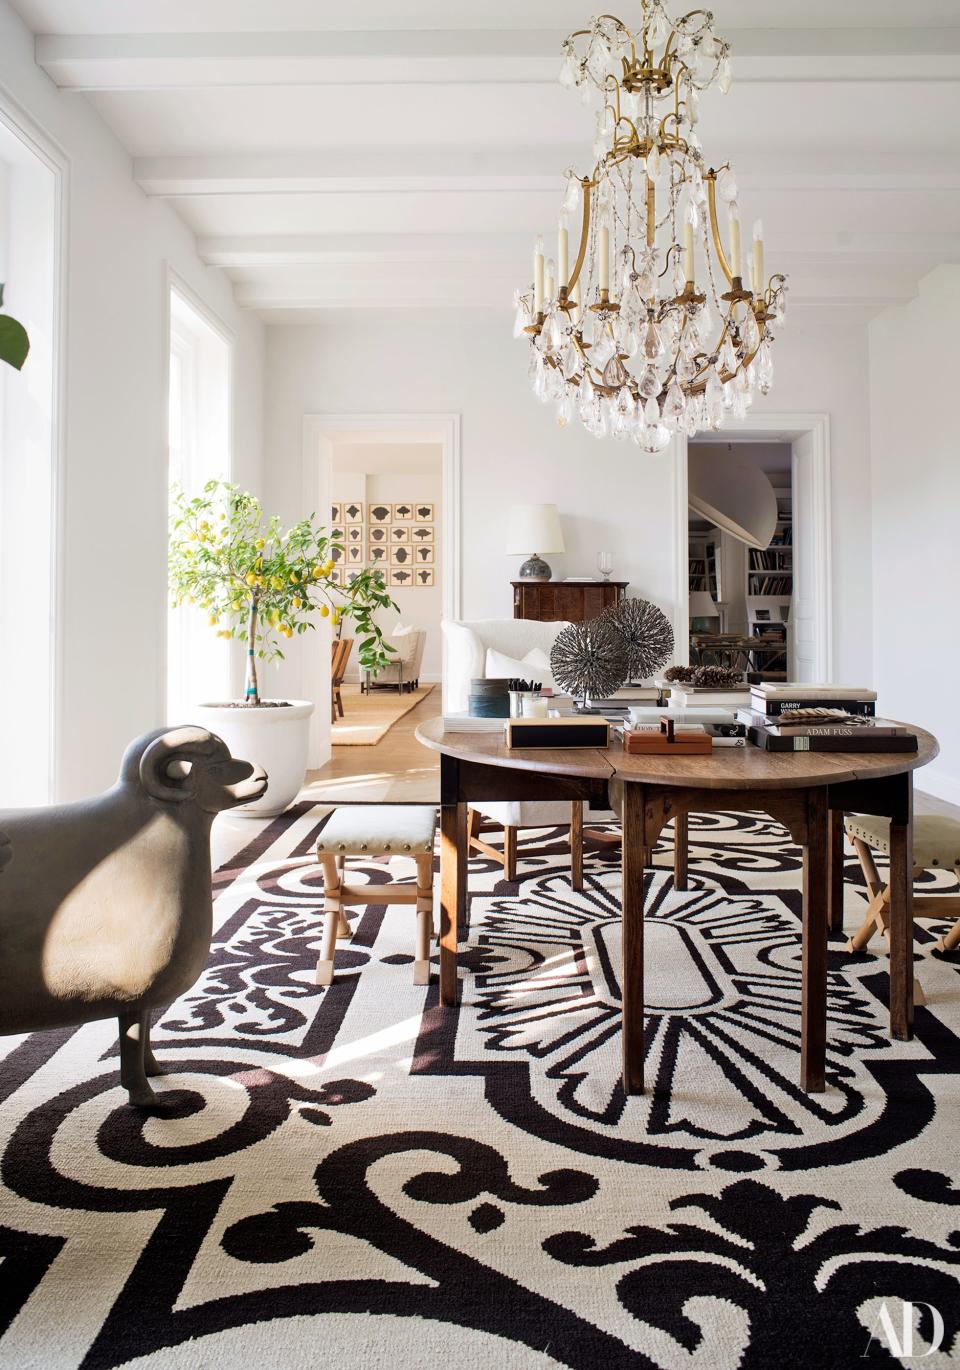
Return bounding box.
[747,311,874,685]
[264,310,684,704]
[0,0,264,800]
[263,307,874,703]
[870,266,960,802]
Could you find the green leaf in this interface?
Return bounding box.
[0,314,30,371]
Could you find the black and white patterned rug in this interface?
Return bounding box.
[2,806,960,1367]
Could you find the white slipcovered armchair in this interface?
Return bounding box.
[442,618,617,888]
[363,625,426,694]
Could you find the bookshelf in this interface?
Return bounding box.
[688,532,719,597]
[745,488,792,675]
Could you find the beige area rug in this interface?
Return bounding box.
[331,683,434,745]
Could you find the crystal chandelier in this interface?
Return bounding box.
[514,2,788,450]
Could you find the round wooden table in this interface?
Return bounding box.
[415,717,938,1098]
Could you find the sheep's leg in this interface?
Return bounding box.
[119,1009,157,1107]
[142,1011,164,1078]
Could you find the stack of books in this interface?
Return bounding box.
[623,707,747,747]
[737,684,916,752]
[442,713,506,733]
[748,682,877,717]
[578,684,664,717]
[662,681,751,709]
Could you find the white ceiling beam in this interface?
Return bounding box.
[37,29,960,90]
[137,151,960,198]
[134,150,566,195]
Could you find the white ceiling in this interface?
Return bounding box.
[11,0,960,318]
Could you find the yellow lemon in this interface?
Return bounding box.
[312,565,323,579]
[319,604,330,618]
[292,597,302,610]
[189,530,198,541]
[245,572,257,587]
[217,629,231,639]
[254,537,265,550]
[290,570,300,584]
[270,575,283,591]
[208,614,218,626]
[256,576,266,588]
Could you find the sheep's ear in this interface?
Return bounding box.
[139,728,218,803]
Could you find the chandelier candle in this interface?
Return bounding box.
[515,0,788,448]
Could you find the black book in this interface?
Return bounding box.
[746,726,917,753]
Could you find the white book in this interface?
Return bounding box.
[750,682,877,701]
[442,714,506,733]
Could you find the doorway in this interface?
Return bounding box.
[302,414,460,771]
[678,414,832,683]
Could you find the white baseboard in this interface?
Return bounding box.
[916,766,960,810]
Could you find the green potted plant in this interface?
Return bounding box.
[0,284,30,371]
[169,481,395,814]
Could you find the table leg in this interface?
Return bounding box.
[828,807,845,935]
[889,775,915,1040]
[621,782,646,1095]
[439,801,465,1006]
[801,787,829,1092]
[673,811,689,892]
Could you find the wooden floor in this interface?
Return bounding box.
[302,684,442,805]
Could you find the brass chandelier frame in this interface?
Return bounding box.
[519,2,787,430]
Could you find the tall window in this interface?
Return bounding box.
[0,120,57,805]
[166,284,232,721]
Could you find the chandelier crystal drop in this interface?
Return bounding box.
[514,1,788,448]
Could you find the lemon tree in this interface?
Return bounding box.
[170,481,395,705]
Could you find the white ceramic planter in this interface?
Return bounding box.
[193,700,314,816]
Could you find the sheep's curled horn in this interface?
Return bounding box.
[139,727,222,802]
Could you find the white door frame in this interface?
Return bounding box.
[675,413,833,680]
[0,87,69,801]
[301,412,462,767]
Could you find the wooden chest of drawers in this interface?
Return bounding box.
[511,580,628,622]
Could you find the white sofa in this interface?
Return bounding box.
[441,617,616,887]
[442,617,569,714]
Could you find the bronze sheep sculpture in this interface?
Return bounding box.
[0,726,267,1107]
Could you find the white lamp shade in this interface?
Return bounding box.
[689,591,719,618]
[506,503,565,555]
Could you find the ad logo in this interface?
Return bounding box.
[865,1301,945,1358]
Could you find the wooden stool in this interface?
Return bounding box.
[315,806,437,986]
[844,814,960,1002]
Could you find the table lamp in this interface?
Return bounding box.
[507,503,565,581]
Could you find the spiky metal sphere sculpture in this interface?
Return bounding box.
[601,597,675,682]
[550,618,629,702]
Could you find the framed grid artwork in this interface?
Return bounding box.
[328,566,343,585]
[414,568,435,587]
[414,502,434,521]
[346,526,363,544]
[330,525,345,542]
[369,525,387,544]
[342,500,364,524]
[331,503,341,523]
[390,544,412,566]
[368,544,388,565]
[389,568,413,587]
[410,524,434,544]
[346,545,363,564]
[412,544,434,565]
[368,503,391,524]
[389,524,410,543]
[329,543,345,564]
[392,502,414,521]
